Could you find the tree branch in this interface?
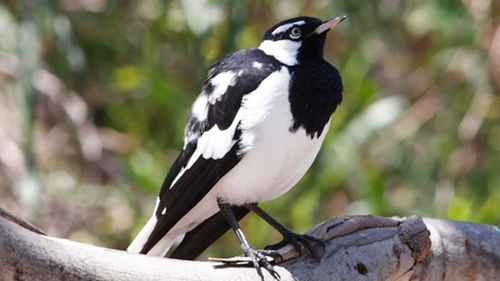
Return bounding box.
[0,208,498,281]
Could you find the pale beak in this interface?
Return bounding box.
[313,15,346,35]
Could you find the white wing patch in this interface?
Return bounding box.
[208,71,237,104]
[176,71,243,188]
[271,20,306,35]
[185,71,238,145]
[191,94,208,121]
[252,62,263,69]
[172,111,241,188]
[197,118,239,160]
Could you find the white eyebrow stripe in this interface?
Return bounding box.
[271,20,306,35]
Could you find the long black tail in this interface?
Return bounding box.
[170,206,249,259]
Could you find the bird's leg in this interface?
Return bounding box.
[245,204,325,261]
[217,199,280,281]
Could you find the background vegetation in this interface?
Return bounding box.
[0,0,499,258]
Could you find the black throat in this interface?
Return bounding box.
[287,57,343,138]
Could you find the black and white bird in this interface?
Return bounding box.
[128,15,345,279]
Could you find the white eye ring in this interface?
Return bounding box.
[289,27,301,39]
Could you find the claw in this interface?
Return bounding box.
[266,232,325,262]
[244,247,281,281]
[296,234,325,261]
[217,202,282,280]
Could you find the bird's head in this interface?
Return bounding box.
[259,16,346,65]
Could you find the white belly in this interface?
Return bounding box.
[171,121,328,235]
[215,125,327,205]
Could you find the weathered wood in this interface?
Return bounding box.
[0,208,498,281]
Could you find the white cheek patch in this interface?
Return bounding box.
[208,71,237,104]
[258,40,301,66]
[271,20,306,35]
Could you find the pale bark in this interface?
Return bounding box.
[0,208,498,281]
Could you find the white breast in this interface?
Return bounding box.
[215,66,329,205]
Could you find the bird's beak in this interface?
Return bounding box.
[313,16,346,35]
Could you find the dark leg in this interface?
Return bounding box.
[218,199,280,280]
[245,204,325,261]
[171,206,250,260]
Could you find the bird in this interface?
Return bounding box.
[127,15,345,279]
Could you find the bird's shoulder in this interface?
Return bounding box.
[185,48,284,144]
[155,48,286,200]
[207,48,283,78]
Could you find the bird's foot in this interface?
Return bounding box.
[244,247,281,280]
[211,248,281,280]
[265,231,325,261]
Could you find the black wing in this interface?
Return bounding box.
[139,48,282,254]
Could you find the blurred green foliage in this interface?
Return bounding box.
[0,0,499,258]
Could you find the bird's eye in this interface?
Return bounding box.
[289,27,301,39]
